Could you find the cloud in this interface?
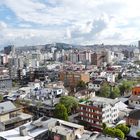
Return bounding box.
[1,0,140,46]
[0,21,7,29]
[67,16,109,41]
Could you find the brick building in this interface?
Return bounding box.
[59,71,90,87]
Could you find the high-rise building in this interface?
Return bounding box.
[4,45,15,55]
[138,40,140,52]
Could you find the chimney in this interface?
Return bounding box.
[19,126,28,136]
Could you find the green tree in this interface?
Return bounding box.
[115,128,125,139]
[54,103,68,121]
[104,127,115,137]
[99,83,110,97]
[119,80,134,95]
[76,80,86,90]
[116,124,130,135]
[60,96,78,114]
[110,87,120,99]
[0,94,3,102]
[118,73,122,80]
[102,123,107,129]
[136,131,140,138]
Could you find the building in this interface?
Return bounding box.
[78,97,126,131]
[59,71,90,87]
[132,86,140,96]
[0,78,12,89]
[128,95,140,108]
[0,117,97,140]
[4,45,15,55]
[88,79,105,91]
[91,52,105,66]
[0,101,32,131]
[126,109,140,138]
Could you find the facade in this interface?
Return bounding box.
[126,109,140,138]
[88,79,105,91]
[59,71,90,87]
[78,97,121,130]
[4,45,15,55]
[128,95,140,108]
[132,87,140,96]
[91,52,104,66]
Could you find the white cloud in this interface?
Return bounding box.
[1,0,140,46]
[0,21,7,29]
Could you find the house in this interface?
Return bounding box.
[88,79,105,91]
[78,96,127,131]
[126,109,140,138]
[128,95,140,109]
[75,89,95,99]
[132,86,140,96]
[0,117,99,140]
[0,101,32,131]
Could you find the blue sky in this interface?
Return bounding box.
[0,0,140,47]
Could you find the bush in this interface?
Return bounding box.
[104,127,125,139]
[136,131,140,138]
[115,128,125,139]
[116,124,130,135]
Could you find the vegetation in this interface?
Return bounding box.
[115,128,125,139]
[99,83,110,98]
[99,83,121,99]
[119,80,136,95]
[102,123,107,129]
[136,131,140,138]
[118,73,122,80]
[60,96,78,114]
[103,124,130,139]
[76,80,86,90]
[116,124,130,135]
[104,127,125,139]
[54,103,68,121]
[0,94,3,102]
[110,87,120,99]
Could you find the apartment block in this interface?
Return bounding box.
[59,71,90,87]
[78,97,121,131]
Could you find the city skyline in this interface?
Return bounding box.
[0,0,140,47]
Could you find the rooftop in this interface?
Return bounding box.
[128,109,140,120]
[0,101,17,115]
[0,117,86,140]
[80,96,119,107]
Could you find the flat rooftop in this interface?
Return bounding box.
[80,96,119,107]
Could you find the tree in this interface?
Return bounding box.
[0,94,3,102]
[102,123,107,129]
[54,103,68,121]
[104,127,125,139]
[76,80,86,90]
[60,96,78,114]
[116,124,130,135]
[104,127,115,137]
[110,87,120,99]
[119,80,134,95]
[136,131,140,138]
[99,83,110,98]
[115,128,125,139]
[118,73,122,80]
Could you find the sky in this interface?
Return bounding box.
[0,0,140,47]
